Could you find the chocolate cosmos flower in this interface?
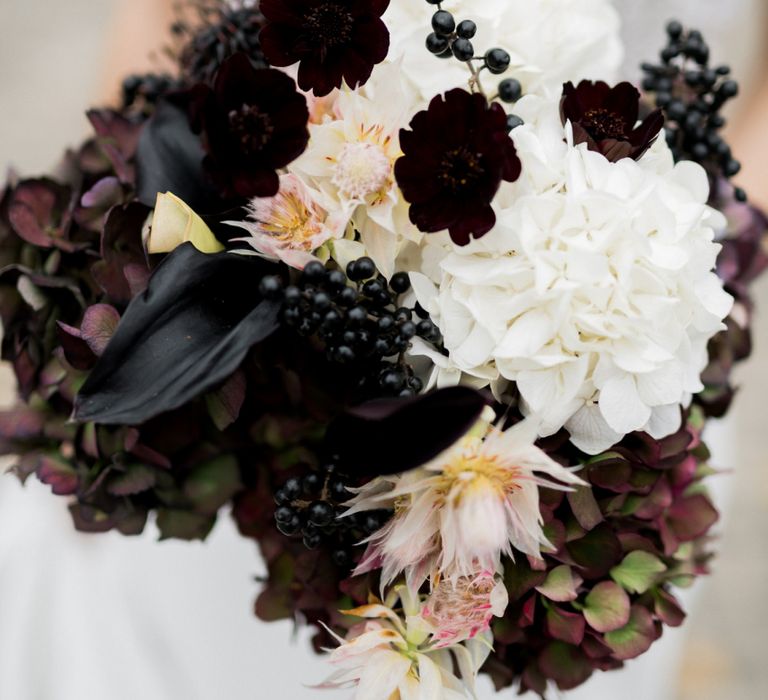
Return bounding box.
[259,0,390,97]
[192,53,309,199]
[395,89,521,246]
[560,80,664,163]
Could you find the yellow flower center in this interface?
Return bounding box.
[439,439,522,503]
[261,191,323,249]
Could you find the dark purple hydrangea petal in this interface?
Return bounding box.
[87,110,142,185]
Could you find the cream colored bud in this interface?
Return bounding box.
[146,192,224,255]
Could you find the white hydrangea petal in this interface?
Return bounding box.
[496,309,557,359]
[452,323,496,370]
[694,272,735,324]
[566,404,624,454]
[645,403,683,440]
[599,374,652,434]
[636,364,685,406]
[384,0,622,99]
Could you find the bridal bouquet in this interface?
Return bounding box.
[2,0,766,696]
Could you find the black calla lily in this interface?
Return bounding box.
[74,243,280,425]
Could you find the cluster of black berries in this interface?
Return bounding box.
[273,459,391,568]
[261,258,442,398]
[173,2,268,85]
[641,21,744,199]
[423,1,523,117]
[121,74,182,113]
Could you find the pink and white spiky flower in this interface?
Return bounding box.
[346,413,585,588]
[227,172,348,269]
[318,587,492,700]
[422,570,509,649]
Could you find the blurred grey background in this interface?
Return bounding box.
[0,1,767,698]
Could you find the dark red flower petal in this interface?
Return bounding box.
[190,53,309,199]
[260,0,390,96]
[561,80,664,163]
[395,88,521,246]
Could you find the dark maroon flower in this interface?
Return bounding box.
[560,80,664,163]
[260,0,390,97]
[192,52,309,198]
[394,88,521,246]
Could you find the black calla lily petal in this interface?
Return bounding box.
[74,243,280,425]
[327,386,491,477]
[135,99,222,212]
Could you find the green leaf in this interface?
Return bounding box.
[546,606,586,645]
[567,486,604,530]
[610,551,667,594]
[255,585,294,623]
[156,509,215,541]
[107,463,158,496]
[654,588,686,627]
[504,558,547,601]
[36,455,79,496]
[183,454,242,515]
[535,565,583,603]
[205,370,246,431]
[538,642,592,690]
[566,523,623,578]
[583,581,630,633]
[604,606,656,660]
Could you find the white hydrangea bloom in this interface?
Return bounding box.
[384,0,623,100]
[410,95,733,454]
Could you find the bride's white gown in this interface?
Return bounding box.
[0,1,762,698]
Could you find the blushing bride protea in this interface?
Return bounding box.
[346,412,584,588]
[227,173,347,268]
[422,570,509,649]
[319,587,492,699]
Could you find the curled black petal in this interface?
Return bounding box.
[326,386,491,477]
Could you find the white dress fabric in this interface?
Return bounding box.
[0,1,763,698]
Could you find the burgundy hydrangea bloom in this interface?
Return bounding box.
[560,80,664,163]
[395,88,521,246]
[259,0,390,97]
[192,52,309,199]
